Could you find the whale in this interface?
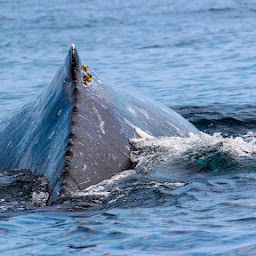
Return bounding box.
[0,45,199,203]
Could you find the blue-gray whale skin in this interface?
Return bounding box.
[0,45,199,202]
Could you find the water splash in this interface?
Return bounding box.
[130,131,256,174]
[0,170,49,212]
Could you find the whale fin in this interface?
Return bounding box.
[0,45,200,203]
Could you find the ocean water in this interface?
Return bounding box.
[1,0,256,255]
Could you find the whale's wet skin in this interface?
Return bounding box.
[2,0,256,255]
[0,45,199,205]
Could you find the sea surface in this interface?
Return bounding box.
[1,0,256,255]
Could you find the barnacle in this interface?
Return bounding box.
[81,65,89,72]
[84,73,93,83]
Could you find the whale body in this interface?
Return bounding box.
[0,45,199,202]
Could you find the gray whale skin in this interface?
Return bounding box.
[0,45,199,203]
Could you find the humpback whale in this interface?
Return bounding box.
[0,45,199,203]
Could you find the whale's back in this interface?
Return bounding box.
[0,46,199,202]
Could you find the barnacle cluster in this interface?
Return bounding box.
[81,65,93,85]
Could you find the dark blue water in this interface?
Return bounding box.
[1,0,256,255]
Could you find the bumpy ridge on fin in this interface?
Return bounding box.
[61,45,83,196]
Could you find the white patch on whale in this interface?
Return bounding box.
[92,106,105,135]
[127,106,137,117]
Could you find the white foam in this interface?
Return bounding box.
[32,191,49,207]
[73,169,136,198]
[130,131,256,167]
[152,181,187,189]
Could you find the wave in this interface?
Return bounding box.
[0,170,49,212]
[176,105,256,136]
[71,169,187,208]
[130,131,256,175]
[156,0,256,15]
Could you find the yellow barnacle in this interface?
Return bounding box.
[81,65,89,72]
[85,73,93,83]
